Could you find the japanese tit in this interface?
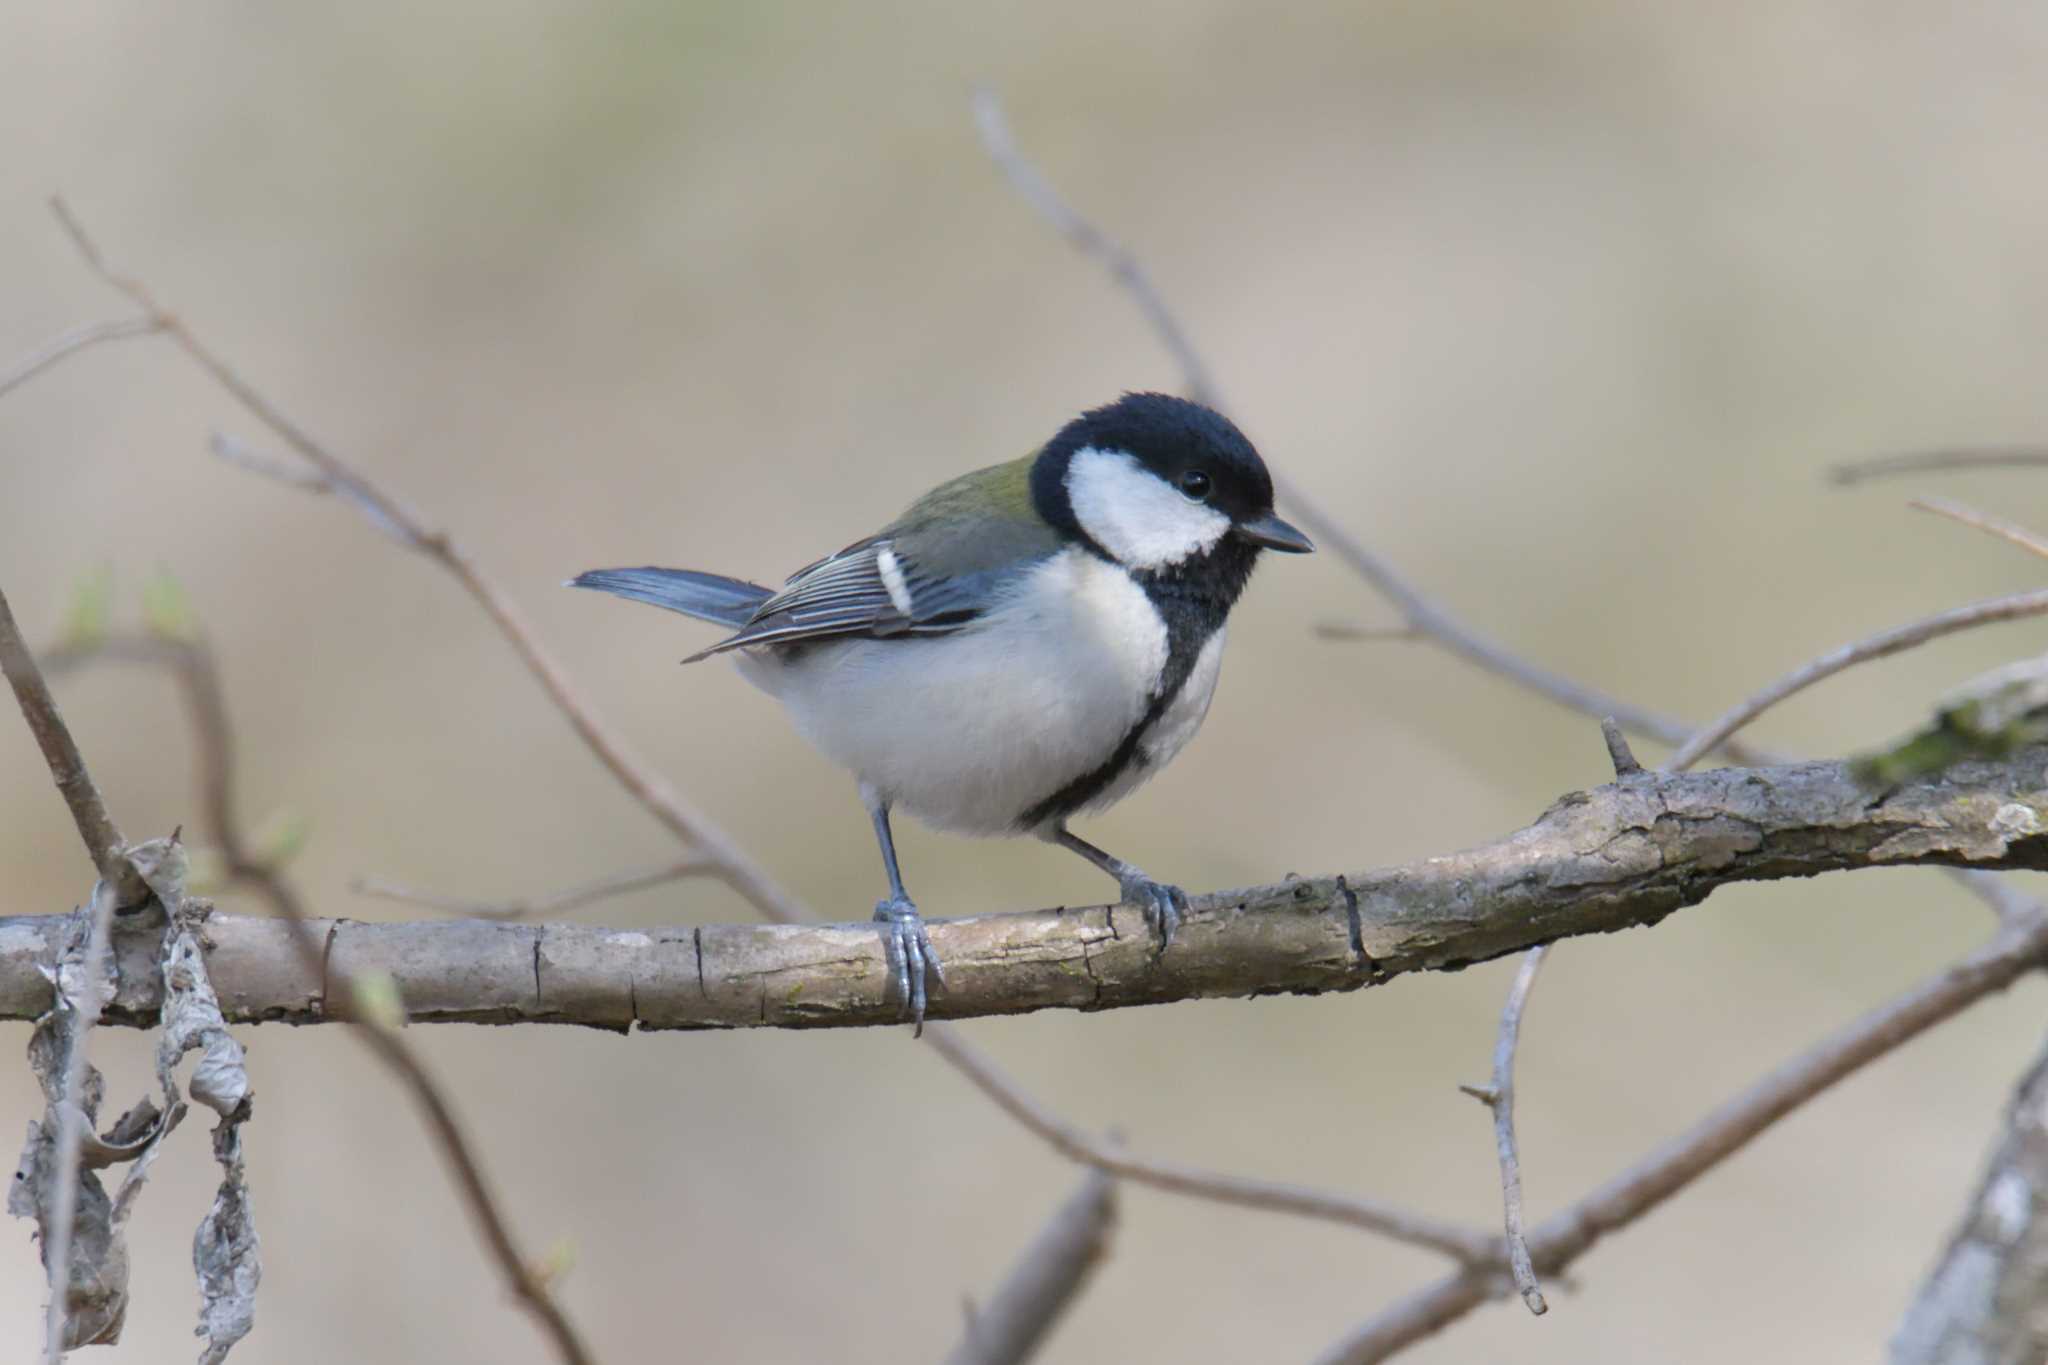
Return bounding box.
[571,392,1312,1027]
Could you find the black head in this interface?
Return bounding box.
[1030,392,1313,570]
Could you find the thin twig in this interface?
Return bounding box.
[1460,946,1548,1315]
[39,878,118,1364]
[1909,497,2048,564]
[924,1026,1495,1261]
[1313,622,1424,642]
[0,585,131,890]
[1663,586,2048,773]
[352,859,716,921]
[942,1169,1117,1365]
[1830,449,2048,486]
[1314,904,2048,1364]
[44,202,597,1365]
[0,317,162,403]
[208,432,332,491]
[972,89,1224,409]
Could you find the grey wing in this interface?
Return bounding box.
[682,537,1005,661]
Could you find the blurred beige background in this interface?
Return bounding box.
[7,2,2048,1361]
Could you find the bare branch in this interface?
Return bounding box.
[0,584,135,895]
[1910,497,2048,564]
[1663,587,2048,772]
[924,1025,1493,1261]
[1314,902,2048,1364]
[970,89,1767,766]
[943,1169,1117,1365]
[0,317,161,403]
[351,860,717,921]
[1461,945,1548,1315]
[1831,450,2048,486]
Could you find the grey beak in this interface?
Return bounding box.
[1236,512,1314,554]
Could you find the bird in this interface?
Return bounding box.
[570,392,1312,1028]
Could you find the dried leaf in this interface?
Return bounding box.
[153,880,260,1360]
[193,1121,257,1364]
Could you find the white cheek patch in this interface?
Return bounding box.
[1065,446,1232,569]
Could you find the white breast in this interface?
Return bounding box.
[736,547,1175,834]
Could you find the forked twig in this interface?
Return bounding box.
[1316,906,2048,1363]
[1458,945,1548,1315]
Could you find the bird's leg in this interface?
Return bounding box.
[863,783,943,1032]
[1045,823,1189,952]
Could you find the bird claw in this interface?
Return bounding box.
[874,896,944,1034]
[1116,872,1189,954]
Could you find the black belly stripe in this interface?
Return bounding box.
[1013,539,1259,830]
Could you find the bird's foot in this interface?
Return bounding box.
[1116,871,1189,954]
[873,896,944,1034]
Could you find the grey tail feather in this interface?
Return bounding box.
[567,567,772,629]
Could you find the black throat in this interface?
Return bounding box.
[1015,536,1261,830]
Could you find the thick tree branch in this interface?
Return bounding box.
[1892,1029,2048,1364]
[5,751,2044,1032]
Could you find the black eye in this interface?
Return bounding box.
[1178,469,1213,502]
